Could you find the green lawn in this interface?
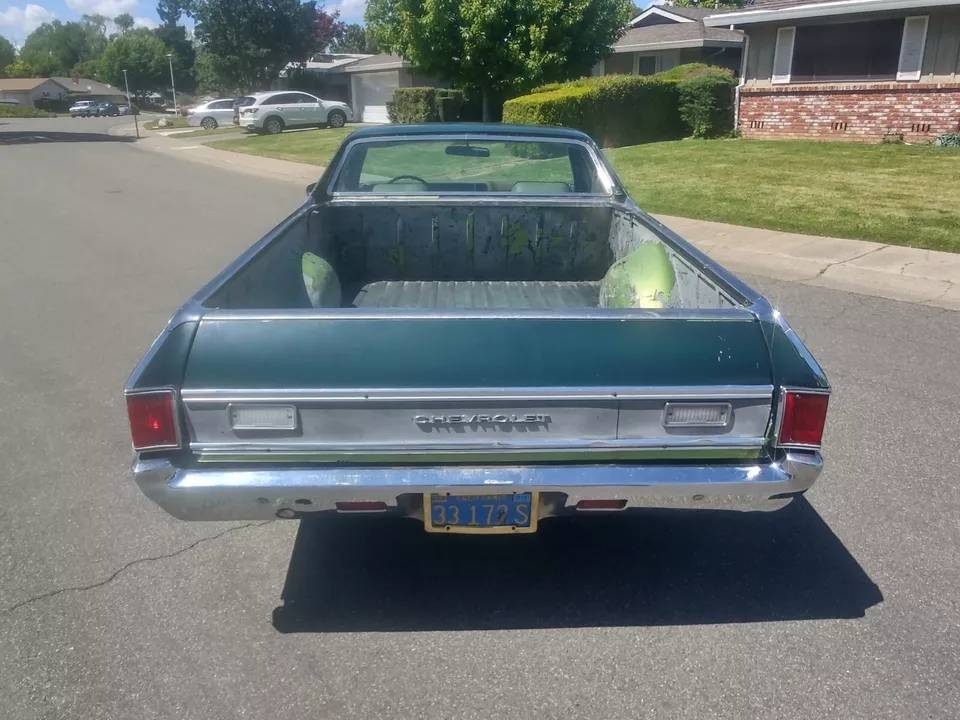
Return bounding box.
[207,131,960,252]
[208,127,355,164]
[608,139,960,252]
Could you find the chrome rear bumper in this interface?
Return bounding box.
[132,452,823,521]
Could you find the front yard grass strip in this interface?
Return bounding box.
[205,131,960,252]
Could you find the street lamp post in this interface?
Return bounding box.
[166,53,178,116]
[121,68,140,139]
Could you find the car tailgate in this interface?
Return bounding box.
[179,312,777,463]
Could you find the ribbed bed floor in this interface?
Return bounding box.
[351,280,601,309]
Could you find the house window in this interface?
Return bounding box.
[637,56,657,75]
[791,19,904,82]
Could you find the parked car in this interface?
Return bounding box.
[69,100,98,117]
[94,102,119,117]
[185,98,236,130]
[235,90,352,134]
[0,97,20,106]
[125,124,830,532]
[116,104,131,115]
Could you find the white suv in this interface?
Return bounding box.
[237,91,352,134]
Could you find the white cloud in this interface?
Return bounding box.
[64,0,137,17]
[0,4,56,40]
[328,0,366,23]
[133,15,156,29]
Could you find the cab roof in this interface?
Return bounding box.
[346,123,594,143]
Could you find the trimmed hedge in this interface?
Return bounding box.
[386,87,465,123]
[502,64,736,146]
[0,105,56,118]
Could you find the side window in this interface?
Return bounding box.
[295,94,316,104]
[211,100,232,109]
[264,94,291,105]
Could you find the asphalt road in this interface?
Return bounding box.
[1,117,958,719]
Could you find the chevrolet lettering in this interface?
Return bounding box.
[414,414,551,426]
[125,123,830,535]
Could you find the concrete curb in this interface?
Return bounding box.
[115,120,959,312]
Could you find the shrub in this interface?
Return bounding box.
[387,87,465,123]
[676,74,736,138]
[0,105,56,118]
[934,133,960,147]
[503,74,679,147]
[502,64,736,146]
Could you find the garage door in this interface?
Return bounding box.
[353,71,397,123]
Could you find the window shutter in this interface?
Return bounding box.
[772,26,796,84]
[897,16,928,81]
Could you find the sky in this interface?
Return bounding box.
[0,0,370,44]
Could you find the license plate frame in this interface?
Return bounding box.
[423,491,539,534]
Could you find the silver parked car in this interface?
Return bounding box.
[185,98,236,130]
[237,91,352,134]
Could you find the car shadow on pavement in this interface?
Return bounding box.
[272,497,882,633]
[0,131,135,145]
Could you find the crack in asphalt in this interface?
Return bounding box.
[803,244,888,281]
[3,521,274,615]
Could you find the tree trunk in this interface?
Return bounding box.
[481,88,491,122]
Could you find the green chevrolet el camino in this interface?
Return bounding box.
[125,123,829,534]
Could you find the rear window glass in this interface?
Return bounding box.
[332,139,608,194]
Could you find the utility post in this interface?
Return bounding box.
[166,53,178,116]
[122,69,140,139]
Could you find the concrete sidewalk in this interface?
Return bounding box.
[117,120,959,311]
[657,215,960,311]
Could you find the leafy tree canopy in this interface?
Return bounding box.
[155,23,197,92]
[670,0,747,8]
[0,35,16,69]
[99,28,169,92]
[2,59,33,78]
[114,13,136,34]
[366,0,632,118]
[332,23,378,54]
[19,19,107,76]
[192,0,341,91]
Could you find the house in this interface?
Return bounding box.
[602,4,744,76]
[50,77,126,103]
[705,0,960,141]
[0,77,126,108]
[342,54,446,123]
[0,78,70,107]
[277,53,372,104]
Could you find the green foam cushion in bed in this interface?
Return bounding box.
[599,242,675,309]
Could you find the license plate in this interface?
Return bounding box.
[424,492,538,534]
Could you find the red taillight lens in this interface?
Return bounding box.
[126,390,180,451]
[778,391,829,447]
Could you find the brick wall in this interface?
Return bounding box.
[739,83,960,141]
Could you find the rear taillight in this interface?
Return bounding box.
[778,390,829,447]
[126,390,180,451]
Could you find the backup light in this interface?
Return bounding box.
[126,390,180,451]
[663,402,731,428]
[778,391,829,447]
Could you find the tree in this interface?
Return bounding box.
[332,24,379,54]
[192,0,334,91]
[2,60,33,78]
[155,23,196,92]
[19,20,107,76]
[671,1,747,7]
[114,13,136,33]
[72,57,103,80]
[157,0,192,26]
[366,0,632,119]
[0,35,15,69]
[99,28,169,93]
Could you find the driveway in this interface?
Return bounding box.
[1,117,957,719]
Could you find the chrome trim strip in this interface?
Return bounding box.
[192,436,767,454]
[774,386,832,450]
[180,384,775,403]
[194,307,757,322]
[131,451,823,520]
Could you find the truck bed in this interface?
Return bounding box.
[351,280,601,309]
